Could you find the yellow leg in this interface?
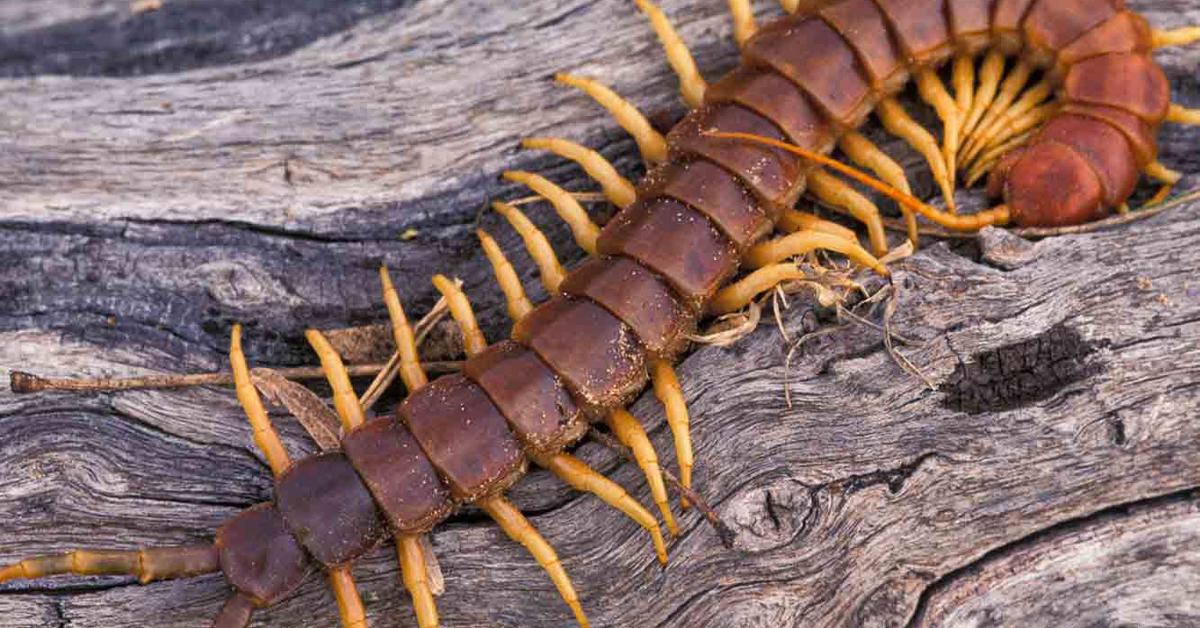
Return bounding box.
[745,229,889,275]
[727,0,757,47]
[431,274,487,358]
[477,229,535,324]
[305,329,367,431]
[539,452,668,565]
[1146,160,1182,204]
[398,535,440,628]
[651,360,693,509]
[607,409,679,536]
[965,130,1034,187]
[330,566,369,628]
[522,137,637,208]
[711,263,807,314]
[878,98,957,212]
[808,170,889,255]
[1153,27,1200,48]
[964,59,1033,158]
[556,74,669,165]
[492,200,567,292]
[231,324,291,477]
[953,54,975,116]
[961,80,1051,165]
[777,209,860,243]
[478,496,590,628]
[380,266,429,393]
[634,0,707,108]
[961,50,1005,143]
[915,69,961,198]
[780,0,799,13]
[504,171,600,255]
[838,131,919,245]
[1167,103,1200,126]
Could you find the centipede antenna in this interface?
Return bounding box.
[539,452,668,565]
[746,229,889,276]
[607,409,679,536]
[477,229,535,324]
[960,50,1006,142]
[961,81,1052,165]
[650,361,694,509]
[877,98,958,212]
[504,171,601,255]
[306,329,366,431]
[1167,103,1200,126]
[633,0,707,108]
[837,131,919,245]
[1152,26,1200,48]
[555,74,669,165]
[706,131,1013,232]
[492,200,568,292]
[432,274,488,358]
[231,324,292,477]
[710,263,808,314]
[964,58,1033,158]
[212,592,256,628]
[727,0,757,47]
[478,495,590,627]
[915,69,962,197]
[521,138,637,208]
[0,545,219,585]
[776,209,860,243]
[330,566,369,628]
[380,266,430,393]
[808,170,890,256]
[398,535,440,628]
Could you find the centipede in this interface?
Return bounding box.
[3,0,1198,626]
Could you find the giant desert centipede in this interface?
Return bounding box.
[4,1,1199,626]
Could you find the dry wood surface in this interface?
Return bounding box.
[1,1,1199,626]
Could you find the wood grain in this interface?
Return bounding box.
[2,1,1199,626]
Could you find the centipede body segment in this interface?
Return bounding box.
[4,1,1199,627]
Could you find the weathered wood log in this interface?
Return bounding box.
[2,1,1199,626]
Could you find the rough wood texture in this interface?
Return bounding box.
[2,1,1200,626]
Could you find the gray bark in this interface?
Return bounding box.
[2,1,1199,626]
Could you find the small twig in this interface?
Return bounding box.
[588,428,736,549]
[881,283,937,391]
[10,361,462,394]
[359,291,454,411]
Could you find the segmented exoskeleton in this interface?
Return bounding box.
[4,1,1199,626]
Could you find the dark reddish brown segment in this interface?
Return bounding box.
[463,340,586,454]
[1054,11,1152,77]
[999,141,1106,227]
[992,0,1037,52]
[873,0,953,65]
[705,67,838,154]
[743,15,875,127]
[513,296,647,413]
[1064,53,1171,122]
[560,256,697,360]
[948,0,995,53]
[1023,0,1121,65]
[1060,102,1157,166]
[819,0,908,92]
[275,452,385,567]
[596,198,739,310]
[342,418,452,534]
[1031,114,1139,207]
[216,503,310,606]
[668,104,806,206]
[638,159,773,250]
[401,374,526,501]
